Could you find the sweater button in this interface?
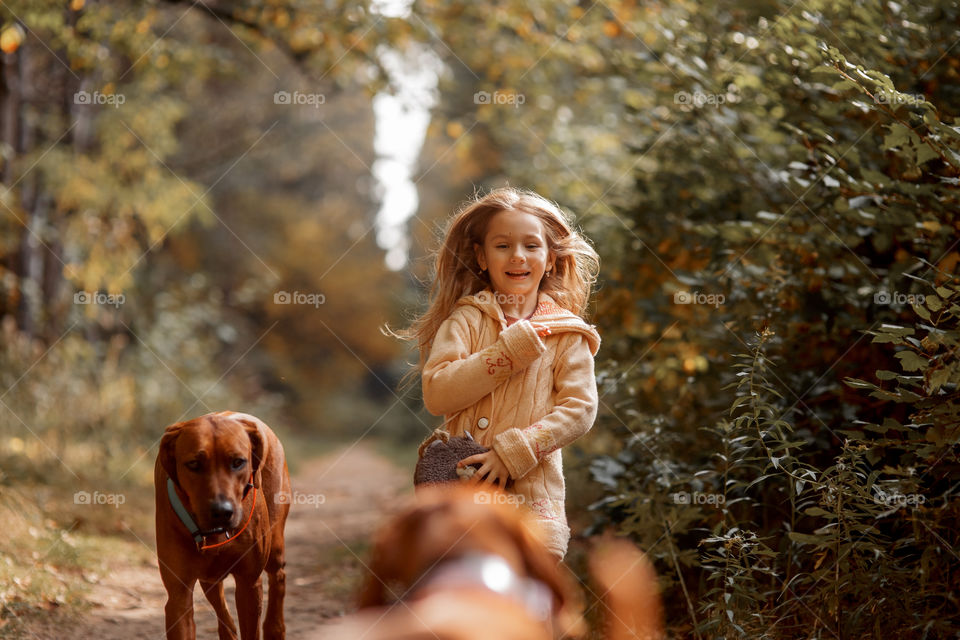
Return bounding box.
[477,417,489,429]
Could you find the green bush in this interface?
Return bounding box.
[585,1,960,637]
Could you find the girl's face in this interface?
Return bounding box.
[474,209,556,305]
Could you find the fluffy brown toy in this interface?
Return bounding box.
[414,429,492,487]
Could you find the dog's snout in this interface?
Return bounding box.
[209,498,235,523]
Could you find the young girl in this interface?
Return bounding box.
[405,187,600,559]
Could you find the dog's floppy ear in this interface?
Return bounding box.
[589,534,663,640]
[159,424,185,485]
[358,500,438,608]
[512,518,586,638]
[237,418,265,487]
[357,525,397,607]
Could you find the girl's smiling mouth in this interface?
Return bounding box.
[506,270,531,279]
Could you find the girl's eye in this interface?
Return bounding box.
[232,458,247,470]
[526,244,539,249]
[496,244,508,249]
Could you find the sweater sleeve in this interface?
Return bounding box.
[422,308,546,416]
[492,333,598,480]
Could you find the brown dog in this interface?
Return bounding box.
[315,485,662,640]
[155,411,291,640]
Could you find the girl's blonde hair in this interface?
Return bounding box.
[400,186,599,369]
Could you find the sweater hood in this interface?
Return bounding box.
[457,288,601,355]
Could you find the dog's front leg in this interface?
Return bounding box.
[263,538,286,640]
[235,574,264,640]
[161,574,197,640]
[201,578,239,640]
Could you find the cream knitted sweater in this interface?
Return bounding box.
[422,288,601,557]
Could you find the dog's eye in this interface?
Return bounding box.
[232,458,247,470]
[185,460,201,472]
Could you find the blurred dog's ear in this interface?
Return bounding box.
[589,534,663,640]
[159,424,185,485]
[512,519,586,638]
[357,525,397,607]
[359,514,410,607]
[235,419,265,487]
[358,499,441,608]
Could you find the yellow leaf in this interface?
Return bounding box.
[937,251,959,278]
[0,24,25,54]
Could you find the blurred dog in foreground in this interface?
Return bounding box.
[315,485,662,640]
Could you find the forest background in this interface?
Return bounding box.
[0,1,958,638]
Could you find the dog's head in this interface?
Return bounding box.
[358,485,584,636]
[159,411,264,532]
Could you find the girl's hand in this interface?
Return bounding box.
[459,450,511,488]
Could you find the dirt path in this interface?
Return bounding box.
[32,442,411,639]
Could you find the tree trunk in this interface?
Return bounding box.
[1,40,27,334]
[15,38,42,338]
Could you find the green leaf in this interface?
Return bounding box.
[875,324,915,336]
[864,69,895,90]
[789,532,826,545]
[915,142,940,165]
[861,168,890,186]
[831,79,859,92]
[928,366,952,392]
[882,418,906,432]
[844,377,879,390]
[811,65,841,76]
[883,123,912,150]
